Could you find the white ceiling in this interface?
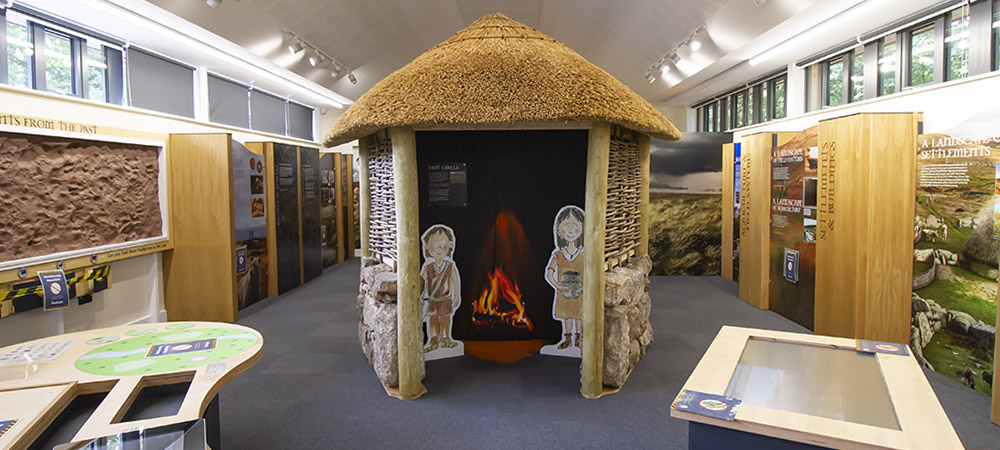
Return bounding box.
[18,0,951,114]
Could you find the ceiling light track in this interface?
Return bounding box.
[645,25,706,84]
[283,28,357,84]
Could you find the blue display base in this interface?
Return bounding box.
[688,421,832,450]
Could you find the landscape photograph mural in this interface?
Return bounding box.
[648,133,729,276]
[913,134,1000,396]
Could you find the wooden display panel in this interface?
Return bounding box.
[815,113,920,344]
[162,134,237,322]
[721,142,735,281]
[738,132,796,309]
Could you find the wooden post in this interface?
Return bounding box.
[358,137,372,258]
[389,126,423,399]
[721,143,735,281]
[637,134,651,257]
[582,122,610,398]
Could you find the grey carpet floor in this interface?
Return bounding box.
[223,259,1000,449]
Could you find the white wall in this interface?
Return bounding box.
[731,71,1000,140]
[0,85,325,348]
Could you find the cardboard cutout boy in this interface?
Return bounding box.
[420,224,463,358]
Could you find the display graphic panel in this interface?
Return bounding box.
[769,127,818,330]
[648,133,729,276]
[300,147,322,282]
[913,133,1000,396]
[232,141,268,310]
[733,143,741,281]
[272,143,300,294]
[416,130,587,361]
[319,154,337,268]
[0,131,163,263]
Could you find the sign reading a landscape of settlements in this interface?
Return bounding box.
[913,134,1000,396]
[648,133,729,276]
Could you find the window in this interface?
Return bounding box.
[878,34,898,96]
[694,72,785,131]
[910,23,935,86]
[2,9,122,103]
[827,56,845,106]
[86,43,106,102]
[850,47,864,103]
[735,93,744,128]
[127,48,195,118]
[5,11,32,88]
[43,30,74,95]
[945,8,969,81]
[773,78,786,119]
[994,0,999,71]
[761,82,769,122]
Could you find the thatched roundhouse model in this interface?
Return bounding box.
[325,13,681,400]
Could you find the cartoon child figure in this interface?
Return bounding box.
[545,205,585,350]
[420,224,462,352]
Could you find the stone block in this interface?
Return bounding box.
[627,254,653,276]
[358,321,374,365]
[603,305,630,388]
[372,302,399,387]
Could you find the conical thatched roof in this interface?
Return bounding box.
[323,13,681,147]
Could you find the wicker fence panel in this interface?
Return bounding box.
[367,130,397,265]
[604,127,642,269]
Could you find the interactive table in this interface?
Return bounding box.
[0,322,262,450]
[671,326,964,450]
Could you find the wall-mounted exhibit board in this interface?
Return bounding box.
[162,134,238,323]
[671,326,962,450]
[250,142,322,296]
[0,114,172,319]
[319,153,339,268]
[722,143,736,281]
[769,127,819,330]
[907,120,1000,424]
[738,132,796,309]
[815,113,921,345]
[232,142,269,310]
[338,153,357,260]
[647,133,727,276]
[0,322,261,449]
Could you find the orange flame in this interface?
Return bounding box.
[472,268,533,331]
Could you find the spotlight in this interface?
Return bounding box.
[660,65,670,77]
[206,0,221,7]
[287,39,304,54]
[308,52,326,67]
[645,73,655,83]
[330,65,345,78]
[348,72,357,84]
[690,39,701,52]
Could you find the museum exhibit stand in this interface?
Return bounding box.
[324,13,679,399]
[672,326,963,450]
[0,322,262,450]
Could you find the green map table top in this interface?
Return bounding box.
[0,321,263,450]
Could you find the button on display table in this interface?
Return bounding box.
[671,326,963,450]
[0,322,262,450]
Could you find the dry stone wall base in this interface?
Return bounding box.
[358,263,425,389]
[602,255,653,389]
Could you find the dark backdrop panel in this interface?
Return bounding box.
[272,143,301,294]
[320,154,337,267]
[300,147,323,281]
[417,130,587,343]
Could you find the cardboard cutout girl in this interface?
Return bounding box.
[420,224,463,359]
[542,205,584,356]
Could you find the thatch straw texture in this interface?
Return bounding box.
[324,13,681,147]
